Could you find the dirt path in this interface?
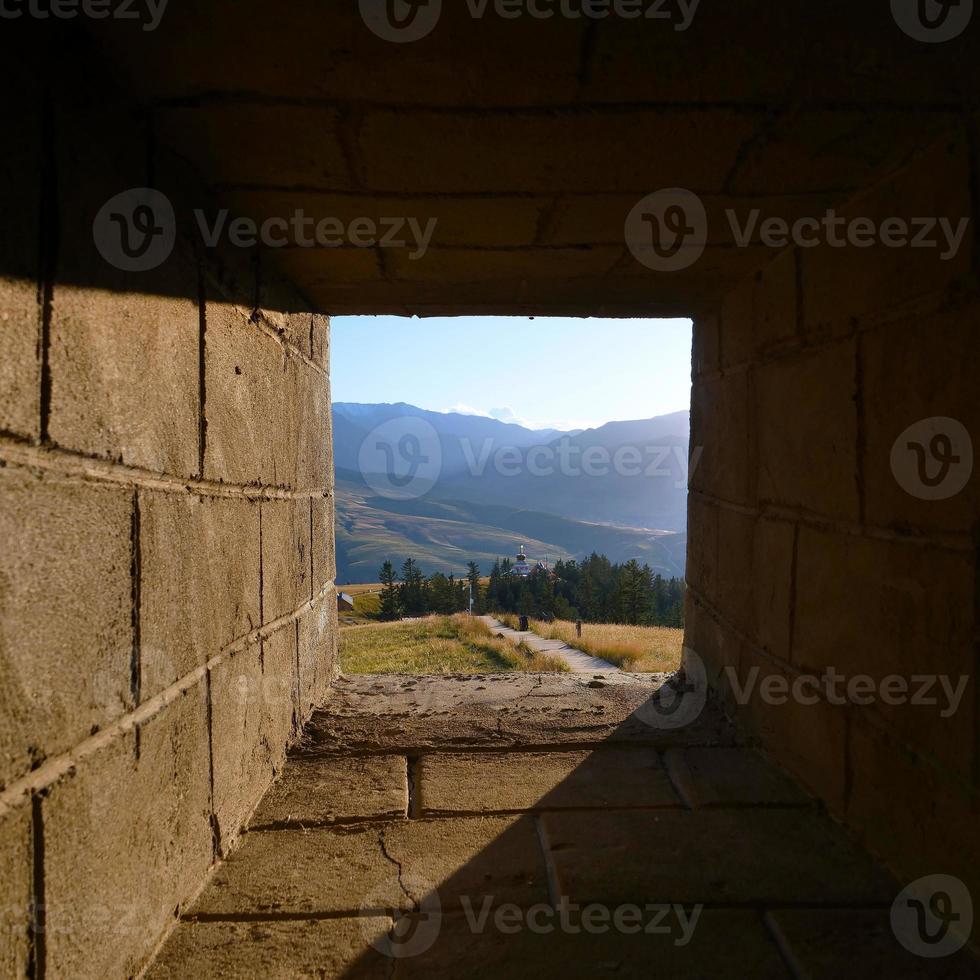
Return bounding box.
[480,615,619,672]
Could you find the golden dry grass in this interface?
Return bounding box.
[496,613,683,672]
[340,614,569,674]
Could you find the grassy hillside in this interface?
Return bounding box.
[335,468,686,583]
[340,615,569,674]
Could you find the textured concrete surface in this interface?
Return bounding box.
[147,674,980,978]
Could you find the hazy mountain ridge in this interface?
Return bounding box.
[332,403,690,582]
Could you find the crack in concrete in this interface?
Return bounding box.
[377,828,415,910]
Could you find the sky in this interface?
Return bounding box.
[330,316,693,432]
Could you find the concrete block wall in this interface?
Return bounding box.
[0,39,337,980]
[687,124,979,900]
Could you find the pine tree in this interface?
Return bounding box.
[377,561,400,620]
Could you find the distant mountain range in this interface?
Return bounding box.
[333,403,691,583]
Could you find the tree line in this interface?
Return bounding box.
[376,554,685,627]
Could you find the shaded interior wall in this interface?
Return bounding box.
[0,35,337,980]
[687,125,979,897]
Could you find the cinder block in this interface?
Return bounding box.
[721,247,798,369]
[0,800,31,979]
[140,494,261,699]
[262,626,300,757]
[689,370,751,505]
[752,517,795,662]
[204,305,300,487]
[0,65,40,441]
[359,110,757,194]
[312,495,336,595]
[310,314,328,369]
[755,341,859,520]
[862,308,980,534]
[209,644,283,851]
[297,363,331,492]
[734,648,849,813]
[691,314,719,379]
[156,105,350,189]
[847,720,980,905]
[802,131,972,340]
[0,279,39,441]
[794,526,975,780]
[48,273,200,477]
[44,686,211,979]
[685,496,718,604]
[299,591,337,714]
[0,468,132,788]
[715,506,757,638]
[261,498,311,624]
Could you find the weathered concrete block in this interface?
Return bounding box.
[48,276,200,477]
[752,516,795,661]
[44,686,211,979]
[543,807,893,906]
[847,720,980,907]
[685,496,719,605]
[145,917,394,980]
[204,306,299,487]
[297,363,331,491]
[360,110,757,194]
[298,591,337,714]
[862,308,980,534]
[262,626,300,756]
[0,468,132,788]
[794,527,975,779]
[140,494,261,699]
[0,279,39,441]
[802,131,972,340]
[768,907,980,979]
[691,314,719,379]
[689,370,751,505]
[715,506,757,638]
[261,498,310,624]
[417,749,679,815]
[250,755,407,828]
[734,647,849,813]
[312,495,337,593]
[663,747,810,808]
[0,66,40,441]
[157,105,350,190]
[310,314,329,369]
[721,247,798,368]
[209,644,284,850]
[755,341,859,520]
[0,800,31,979]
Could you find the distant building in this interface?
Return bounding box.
[337,592,355,612]
[508,545,549,579]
